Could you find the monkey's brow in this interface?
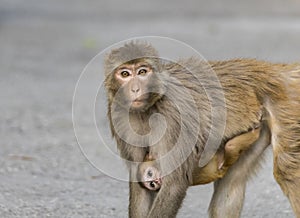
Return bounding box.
[118,66,132,70]
[137,63,151,68]
[138,65,149,68]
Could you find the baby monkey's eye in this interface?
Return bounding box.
[138,68,147,75]
[147,170,153,177]
[149,181,155,188]
[120,70,130,77]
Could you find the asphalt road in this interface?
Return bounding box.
[1,0,300,217]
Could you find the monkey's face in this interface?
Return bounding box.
[112,60,162,111]
[141,166,162,191]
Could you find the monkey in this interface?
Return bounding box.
[138,126,261,191]
[104,42,300,218]
[138,153,162,191]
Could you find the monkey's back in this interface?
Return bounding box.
[211,60,299,136]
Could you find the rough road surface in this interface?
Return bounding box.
[1,0,300,217]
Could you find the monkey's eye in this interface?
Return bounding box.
[137,68,147,75]
[149,181,155,188]
[120,70,130,77]
[147,170,153,177]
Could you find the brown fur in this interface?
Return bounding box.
[104,42,300,218]
[192,126,261,185]
[138,127,261,189]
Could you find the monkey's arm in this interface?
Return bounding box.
[147,172,189,218]
[129,174,155,217]
[222,126,260,168]
[192,127,261,185]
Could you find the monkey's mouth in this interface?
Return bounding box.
[155,178,162,185]
[149,178,162,185]
[130,98,147,108]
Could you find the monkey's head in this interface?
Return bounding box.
[104,42,165,112]
[138,162,162,191]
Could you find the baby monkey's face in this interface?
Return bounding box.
[141,165,162,191]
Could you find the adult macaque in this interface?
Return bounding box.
[104,42,300,217]
[139,126,261,191]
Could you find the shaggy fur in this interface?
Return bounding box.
[104,42,300,218]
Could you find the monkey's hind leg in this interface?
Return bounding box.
[208,123,270,218]
[271,123,300,217]
[267,97,300,217]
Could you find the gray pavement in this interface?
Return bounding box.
[1,0,300,217]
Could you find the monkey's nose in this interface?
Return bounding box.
[131,88,140,93]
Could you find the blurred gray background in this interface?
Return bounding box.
[1,0,300,217]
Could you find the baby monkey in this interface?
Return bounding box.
[138,126,260,190]
[138,154,162,191]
